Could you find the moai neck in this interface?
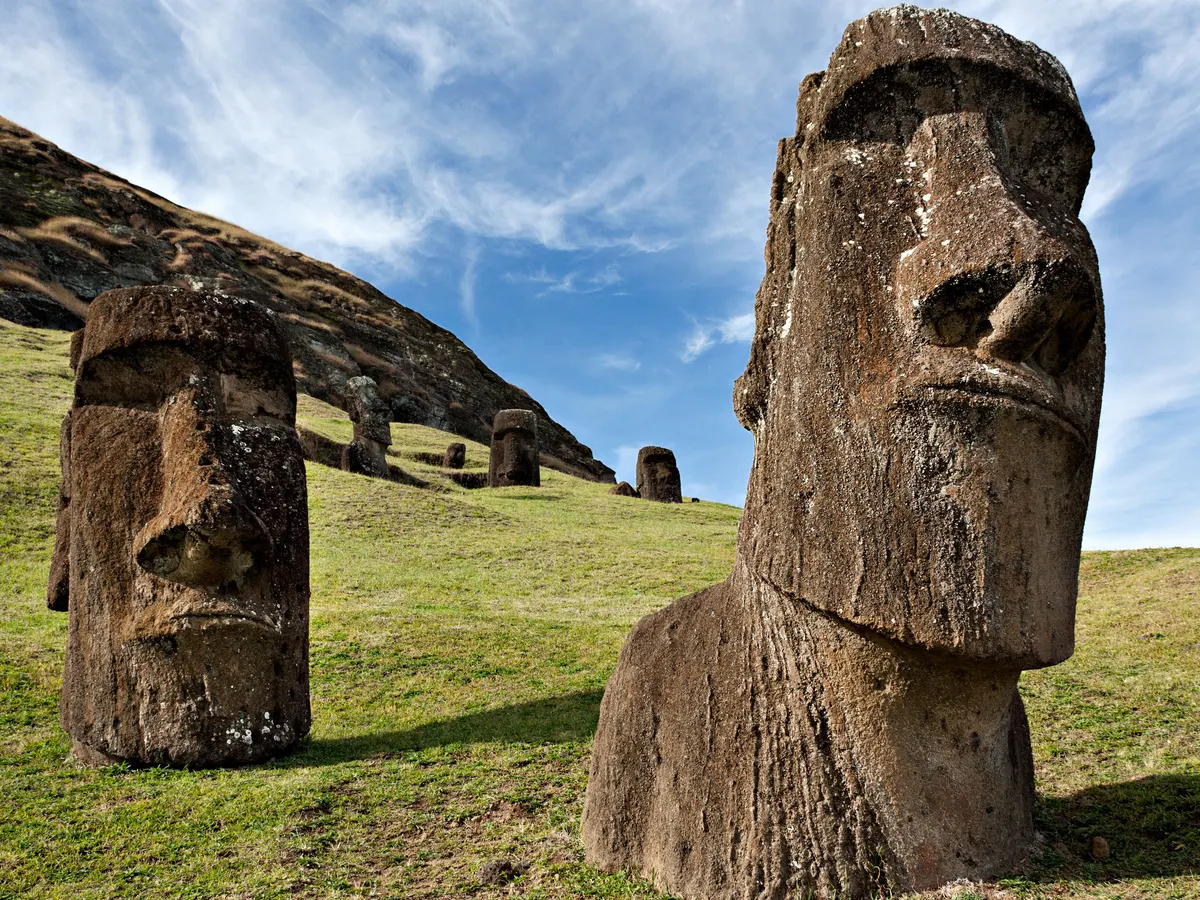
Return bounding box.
[734,555,1036,891]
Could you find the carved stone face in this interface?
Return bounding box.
[345,375,391,446]
[50,285,310,767]
[735,8,1104,668]
[636,446,682,504]
[488,409,540,488]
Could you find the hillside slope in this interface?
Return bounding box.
[0,115,614,482]
[1,319,1196,899]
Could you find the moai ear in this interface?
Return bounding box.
[46,413,72,612]
[734,73,825,433]
[69,328,85,373]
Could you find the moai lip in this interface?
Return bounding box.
[488,409,540,488]
[635,446,682,504]
[48,284,311,768]
[583,7,1103,898]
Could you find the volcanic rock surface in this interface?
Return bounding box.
[0,116,614,482]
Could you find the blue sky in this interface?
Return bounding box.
[2,0,1198,549]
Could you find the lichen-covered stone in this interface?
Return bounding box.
[635,446,682,503]
[48,284,311,768]
[583,7,1104,897]
[342,375,392,479]
[488,409,540,488]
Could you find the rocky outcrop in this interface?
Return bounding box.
[0,116,614,482]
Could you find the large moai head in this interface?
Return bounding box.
[488,409,540,487]
[47,285,311,767]
[342,375,391,479]
[635,446,682,504]
[734,5,1104,668]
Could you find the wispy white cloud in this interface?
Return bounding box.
[507,264,623,296]
[459,243,480,325]
[593,352,641,373]
[682,310,755,362]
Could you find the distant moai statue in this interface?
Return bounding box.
[609,481,638,497]
[635,446,682,503]
[488,409,540,487]
[444,442,467,469]
[583,7,1104,898]
[342,375,391,479]
[48,285,311,768]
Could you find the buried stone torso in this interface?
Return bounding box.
[583,7,1103,899]
[51,286,311,768]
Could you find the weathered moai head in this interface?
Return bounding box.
[342,375,391,479]
[609,481,639,498]
[734,5,1104,668]
[488,409,540,487]
[443,442,467,469]
[47,285,310,767]
[635,446,682,504]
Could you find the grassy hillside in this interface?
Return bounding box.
[0,318,1197,900]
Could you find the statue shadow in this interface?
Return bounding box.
[285,690,603,767]
[1030,774,1200,882]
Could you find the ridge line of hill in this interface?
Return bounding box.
[0,115,615,483]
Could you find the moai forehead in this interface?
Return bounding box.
[637,446,676,468]
[493,409,538,437]
[734,5,1104,668]
[53,284,310,767]
[75,285,295,394]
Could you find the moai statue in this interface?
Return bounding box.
[342,375,391,479]
[609,481,638,497]
[488,409,540,487]
[583,7,1104,898]
[47,285,311,768]
[444,442,467,469]
[635,446,682,503]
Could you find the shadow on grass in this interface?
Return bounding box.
[1030,774,1200,882]
[289,690,603,766]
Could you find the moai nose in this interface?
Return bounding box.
[896,112,1099,376]
[135,384,273,588]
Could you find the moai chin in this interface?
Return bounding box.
[47,285,311,768]
[444,442,467,469]
[583,7,1104,898]
[635,446,682,503]
[488,409,540,487]
[342,375,392,479]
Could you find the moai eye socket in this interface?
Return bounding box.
[75,345,201,410]
[220,372,295,427]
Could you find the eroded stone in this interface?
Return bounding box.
[488,409,540,488]
[583,7,1104,897]
[342,375,391,479]
[635,446,682,504]
[444,442,467,469]
[48,284,311,768]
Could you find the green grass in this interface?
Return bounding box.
[1,317,1197,899]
